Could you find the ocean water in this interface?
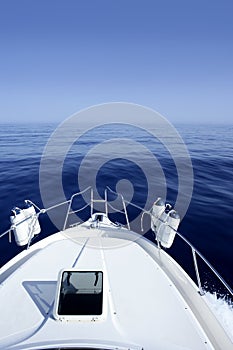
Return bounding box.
[0,122,233,296]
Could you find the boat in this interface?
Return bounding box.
[0,186,232,350]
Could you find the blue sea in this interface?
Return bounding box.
[0,122,233,295]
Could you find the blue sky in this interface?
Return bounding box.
[0,0,232,123]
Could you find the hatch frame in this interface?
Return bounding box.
[53,269,107,322]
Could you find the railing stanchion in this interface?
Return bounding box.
[121,195,130,230]
[192,248,204,295]
[91,189,93,216]
[105,189,108,217]
[63,199,72,231]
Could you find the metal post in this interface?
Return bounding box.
[63,199,72,231]
[105,189,108,217]
[121,195,130,230]
[192,248,204,295]
[91,188,93,216]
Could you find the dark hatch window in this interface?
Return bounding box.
[58,271,103,315]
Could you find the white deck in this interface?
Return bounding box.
[0,225,232,349]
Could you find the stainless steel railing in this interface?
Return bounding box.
[106,187,233,299]
[0,186,232,299]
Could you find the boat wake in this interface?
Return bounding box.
[204,292,233,342]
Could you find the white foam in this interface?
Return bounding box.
[204,292,233,342]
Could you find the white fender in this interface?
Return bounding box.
[151,198,165,232]
[10,207,30,246]
[156,209,180,248]
[24,201,41,236]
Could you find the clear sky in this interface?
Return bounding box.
[0,0,232,124]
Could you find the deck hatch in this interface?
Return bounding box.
[57,271,103,316]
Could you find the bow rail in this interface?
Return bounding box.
[0,186,232,300]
